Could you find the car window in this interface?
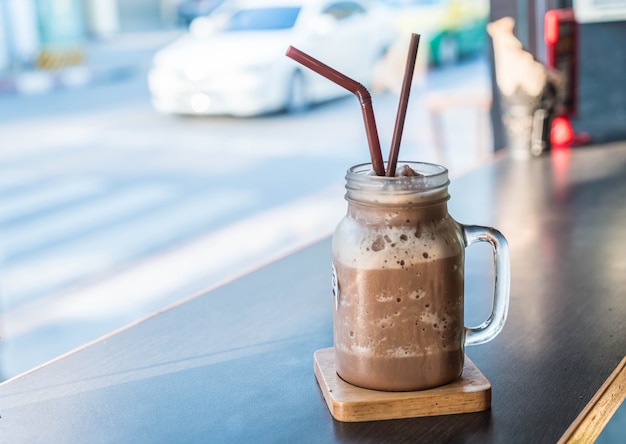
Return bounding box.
[322,2,366,21]
[224,7,301,31]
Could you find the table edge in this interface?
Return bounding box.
[559,355,626,443]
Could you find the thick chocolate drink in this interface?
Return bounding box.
[332,161,510,392]
[333,204,465,391]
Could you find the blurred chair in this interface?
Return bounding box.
[426,91,492,167]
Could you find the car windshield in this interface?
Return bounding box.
[223,7,301,31]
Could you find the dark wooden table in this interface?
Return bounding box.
[1,143,625,443]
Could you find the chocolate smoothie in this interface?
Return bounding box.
[332,170,466,391]
[332,161,510,391]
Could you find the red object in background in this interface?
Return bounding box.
[545,11,560,46]
[545,8,578,118]
[551,116,591,147]
[544,9,590,147]
[551,116,574,146]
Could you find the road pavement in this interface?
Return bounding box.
[0,32,493,379]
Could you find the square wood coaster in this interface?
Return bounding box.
[314,347,491,422]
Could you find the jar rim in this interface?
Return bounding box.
[348,161,447,178]
[345,162,450,205]
[346,161,449,189]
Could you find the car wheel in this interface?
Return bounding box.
[286,71,309,113]
[436,34,459,66]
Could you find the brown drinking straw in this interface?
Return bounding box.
[386,33,421,177]
[286,46,385,176]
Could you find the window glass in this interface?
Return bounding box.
[224,7,301,31]
[323,2,366,20]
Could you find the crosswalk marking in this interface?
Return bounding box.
[1,183,256,308]
[0,177,107,224]
[1,184,178,255]
[0,176,342,379]
[0,170,43,191]
[3,192,254,308]
[2,183,346,341]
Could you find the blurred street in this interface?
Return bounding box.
[0,31,492,379]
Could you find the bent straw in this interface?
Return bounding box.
[286,46,385,176]
[386,33,421,177]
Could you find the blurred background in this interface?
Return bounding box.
[1,0,624,392]
[0,0,495,380]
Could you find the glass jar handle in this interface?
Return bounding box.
[462,225,511,346]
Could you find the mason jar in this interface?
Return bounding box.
[331,162,510,391]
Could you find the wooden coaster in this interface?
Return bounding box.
[314,347,491,422]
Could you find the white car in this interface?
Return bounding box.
[148,0,394,117]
